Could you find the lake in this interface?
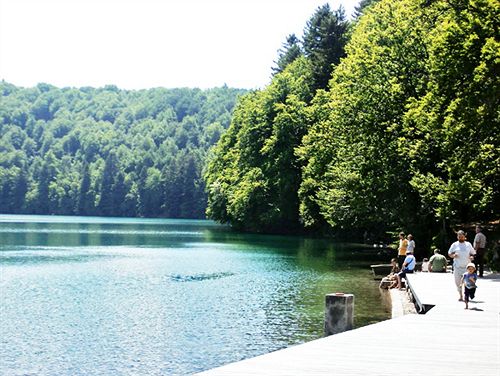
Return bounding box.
[0,215,390,375]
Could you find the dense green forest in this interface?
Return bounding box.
[205,0,499,247]
[0,82,246,218]
[1,0,498,251]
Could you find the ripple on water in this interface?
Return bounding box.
[168,272,236,282]
[0,217,389,375]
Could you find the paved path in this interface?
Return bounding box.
[198,273,500,376]
[407,272,500,312]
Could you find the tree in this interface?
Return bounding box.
[98,151,125,216]
[272,34,303,75]
[0,166,27,213]
[353,0,379,18]
[299,0,498,247]
[77,162,95,215]
[35,151,58,213]
[303,4,349,91]
[298,0,435,242]
[402,0,500,224]
[140,167,163,216]
[0,82,244,218]
[205,57,314,232]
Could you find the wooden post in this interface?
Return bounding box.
[324,293,354,336]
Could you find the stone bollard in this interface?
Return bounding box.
[324,293,354,336]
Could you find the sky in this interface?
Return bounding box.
[0,0,360,90]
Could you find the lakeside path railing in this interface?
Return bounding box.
[198,272,500,376]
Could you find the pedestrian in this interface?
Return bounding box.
[397,232,408,269]
[460,263,478,309]
[448,230,476,301]
[421,258,429,272]
[395,249,416,289]
[473,225,487,277]
[428,249,447,272]
[407,234,415,254]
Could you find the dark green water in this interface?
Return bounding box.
[0,215,390,375]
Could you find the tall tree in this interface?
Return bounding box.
[272,34,303,75]
[402,0,500,223]
[205,57,314,232]
[299,0,435,241]
[303,4,349,91]
[36,151,58,214]
[77,162,95,215]
[98,151,125,216]
[299,0,498,247]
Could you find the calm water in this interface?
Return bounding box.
[0,215,390,375]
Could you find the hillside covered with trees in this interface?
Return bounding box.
[1,0,498,250]
[204,0,499,247]
[0,83,245,218]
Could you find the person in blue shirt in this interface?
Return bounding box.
[395,249,416,289]
[460,263,478,309]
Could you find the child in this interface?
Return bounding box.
[421,258,429,272]
[387,258,399,288]
[389,258,399,274]
[379,259,400,289]
[460,263,478,309]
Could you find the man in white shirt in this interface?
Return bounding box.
[448,230,476,301]
[473,225,487,277]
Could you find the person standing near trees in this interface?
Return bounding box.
[448,230,476,301]
[473,225,487,277]
[407,234,415,254]
[397,232,408,269]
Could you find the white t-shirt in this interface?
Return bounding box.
[448,241,475,268]
[407,240,415,253]
[474,232,487,249]
[421,261,429,272]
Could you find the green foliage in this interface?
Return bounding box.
[205,0,498,245]
[303,4,349,91]
[402,0,500,222]
[299,0,499,243]
[0,82,245,218]
[352,0,380,18]
[272,34,303,75]
[300,0,434,234]
[205,57,314,232]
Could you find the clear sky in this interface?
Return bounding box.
[0,0,360,90]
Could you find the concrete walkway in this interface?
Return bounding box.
[198,273,500,376]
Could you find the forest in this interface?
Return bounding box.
[0,83,246,218]
[204,0,499,248]
[0,0,498,251]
